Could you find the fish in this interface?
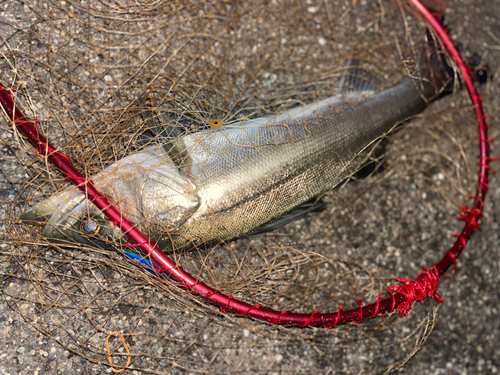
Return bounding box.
[21,36,454,253]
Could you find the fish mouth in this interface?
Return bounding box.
[21,188,117,249]
[20,190,74,223]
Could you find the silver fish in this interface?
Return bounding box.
[22,44,453,252]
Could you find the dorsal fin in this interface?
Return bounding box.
[338,59,381,93]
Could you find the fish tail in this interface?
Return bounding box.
[412,28,455,101]
[413,13,488,101]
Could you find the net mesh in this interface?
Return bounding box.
[0,0,495,373]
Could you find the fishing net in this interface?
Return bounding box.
[0,0,497,374]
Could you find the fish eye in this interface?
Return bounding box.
[80,219,100,235]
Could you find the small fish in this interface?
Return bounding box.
[22,36,454,252]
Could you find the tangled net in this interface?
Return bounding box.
[0,0,495,373]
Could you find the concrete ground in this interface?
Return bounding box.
[1,0,499,374]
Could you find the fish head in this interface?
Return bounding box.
[21,186,118,248]
[21,147,200,250]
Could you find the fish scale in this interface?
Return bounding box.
[172,78,429,250]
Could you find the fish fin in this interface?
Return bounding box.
[138,97,188,169]
[338,59,381,94]
[139,97,183,140]
[243,197,327,237]
[410,29,455,100]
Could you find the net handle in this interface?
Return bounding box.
[0,0,493,327]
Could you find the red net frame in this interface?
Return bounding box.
[0,0,495,327]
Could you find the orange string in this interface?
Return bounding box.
[106,331,131,373]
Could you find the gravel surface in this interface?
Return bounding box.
[1,0,499,374]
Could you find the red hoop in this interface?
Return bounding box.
[0,0,495,327]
